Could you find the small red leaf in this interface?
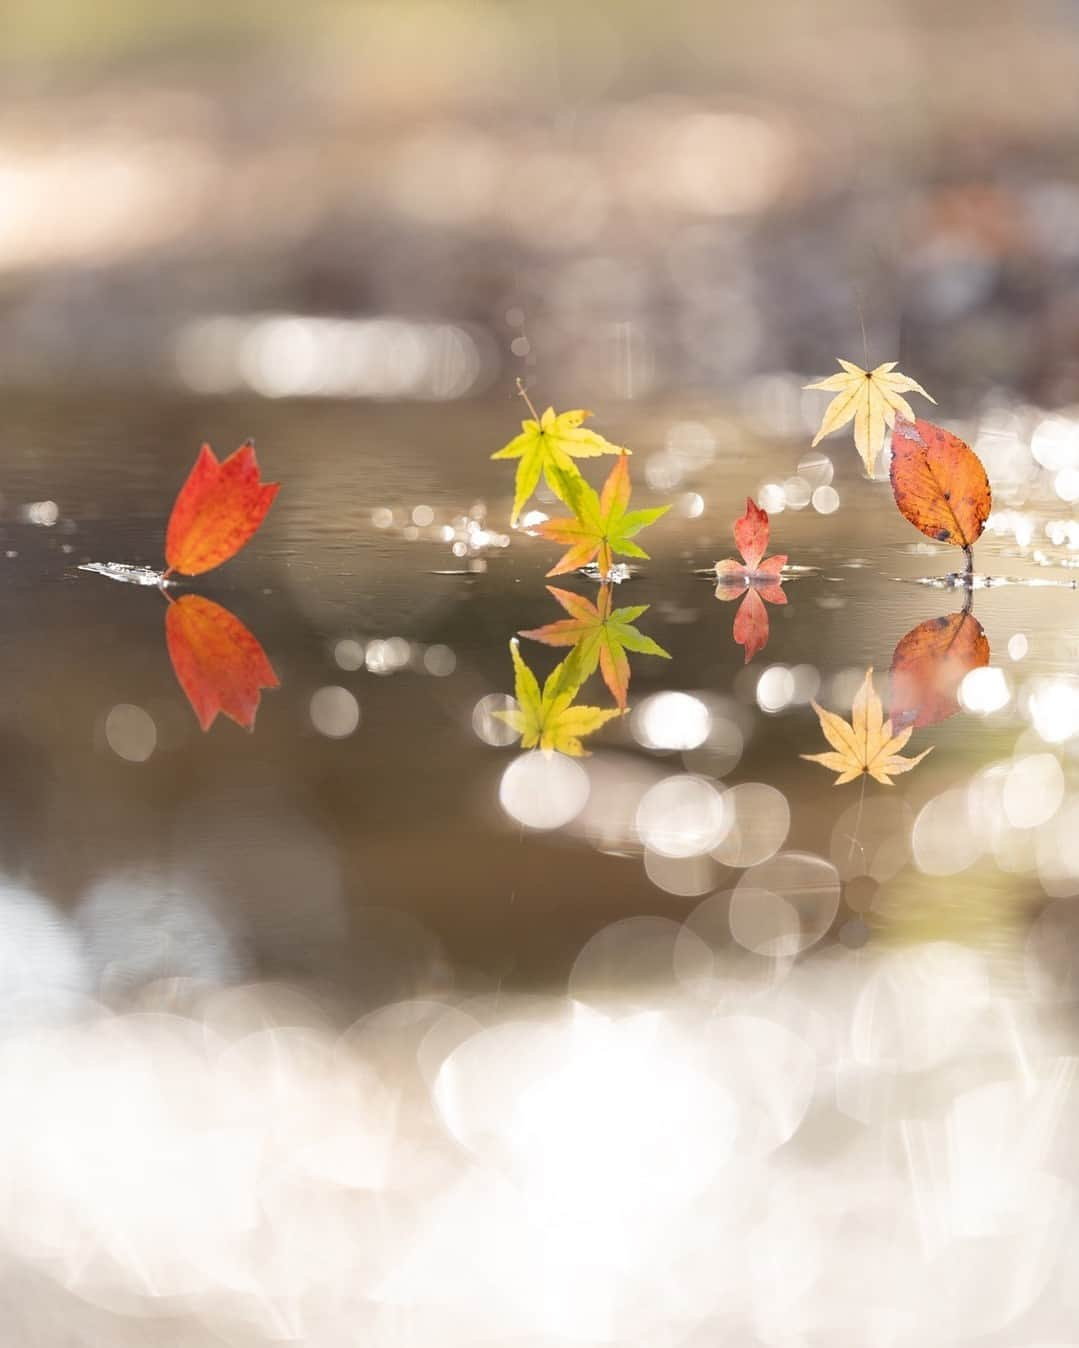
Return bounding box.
[890,418,991,550]
[889,609,990,729]
[165,594,279,731]
[733,497,770,572]
[165,441,279,577]
[715,499,787,583]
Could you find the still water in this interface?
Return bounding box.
[4,390,1079,1343]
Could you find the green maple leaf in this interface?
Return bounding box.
[534,453,670,579]
[518,584,670,709]
[491,406,627,526]
[493,639,622,757]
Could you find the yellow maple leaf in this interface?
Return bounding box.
[801,667,932,785]
[491,406,627,526]
[804,358,935,477]
[493,639,622,757]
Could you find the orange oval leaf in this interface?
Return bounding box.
[165,441,279,576]
[889,609,989,729]
[165,594,279,731]
[890,417,991,549]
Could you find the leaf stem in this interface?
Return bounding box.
[515,377,540,423]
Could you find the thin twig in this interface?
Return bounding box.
[857,298,869,369]
[516,377,540,422]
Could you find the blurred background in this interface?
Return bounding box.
[8,3,1079,1345]
[6,0,1079,403]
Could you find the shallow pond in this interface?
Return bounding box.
[3,391,1073,981]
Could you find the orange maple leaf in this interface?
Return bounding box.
[534,454,669,579]
[165,441,279,577]
[165,594,279,731]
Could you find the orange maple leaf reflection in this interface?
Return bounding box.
[165,594,279,731]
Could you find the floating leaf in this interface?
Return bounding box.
[805,358,935,477]
[518,584,670,708]
[491,406,626,526]
[493,639,621,756]
[165,594,279,731]
[889,609,990,729]
[165,441,279,577]
[714,497,788,662]
[802,667,932,786]
[890,417,991,551]
[715,497,787,583]
[534,453,669,579]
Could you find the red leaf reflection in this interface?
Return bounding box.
[165,594,279,731]
[889,608,989,729]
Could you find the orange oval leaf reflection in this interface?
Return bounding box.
[166,594,279,731]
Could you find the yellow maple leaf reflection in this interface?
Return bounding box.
[802,667,932,785]
[804,358,935,477]
[494,639,622,757]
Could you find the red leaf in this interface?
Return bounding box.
[889,609,990,729]
[165,594,279,731]
[715,499,787,583]
[165,441,279,577]
[733,497,770,572]
[890,418,991,550]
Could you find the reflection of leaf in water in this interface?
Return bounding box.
[890,609,989,729]
[804,358,935,477]
[491,404,626,526]
[493,639,621,757]
[534,454,670,580]
[717,585,785,663]
[890,418,991,557]
[802,668,932,786]
[714,498,788,663]
[518,585,670,709]
[165,441,280,577]
[166,594,279,731]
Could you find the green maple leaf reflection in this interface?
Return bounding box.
[491,406,627,526]
[493,639,622,757]
[534,453,669,580]
[518,584,670,709]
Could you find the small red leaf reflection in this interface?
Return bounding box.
[165,594,279,731]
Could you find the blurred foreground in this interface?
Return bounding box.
[3,931,1077,1346]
